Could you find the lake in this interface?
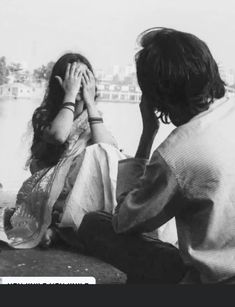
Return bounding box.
[0,98,174,192]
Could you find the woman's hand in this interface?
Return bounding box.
[55,62,84,101]
[81,68,96,107]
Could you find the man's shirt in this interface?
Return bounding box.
[113,95,235,283]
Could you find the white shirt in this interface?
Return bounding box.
[113,95,235,283]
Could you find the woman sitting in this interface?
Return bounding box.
[0,53,125,249]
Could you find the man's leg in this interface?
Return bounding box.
[73,211,187,284]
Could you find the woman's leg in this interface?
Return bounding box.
[59,143,126,229]
[72,211,187,284]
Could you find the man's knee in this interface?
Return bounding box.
[78,211,114,239]
[82,211,112,225]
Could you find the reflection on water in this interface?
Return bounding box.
[0,99,174,192]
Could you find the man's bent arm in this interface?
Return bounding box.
[112,150,184,234]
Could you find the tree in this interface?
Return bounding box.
[7,62,29,83]
[8,62,22,73]
[0,56,9,85]
[33,61,54,83]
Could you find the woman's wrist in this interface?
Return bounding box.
[88,117,103,125]
[85,99,95,108]
[86,103,99,116]
[63,92,76,103]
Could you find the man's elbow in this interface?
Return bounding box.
[112,213,134,234]
[112,214,125,234]
[112,213,143,235]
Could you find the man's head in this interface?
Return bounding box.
[135,27,225,126]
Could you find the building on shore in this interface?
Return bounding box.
[1,80,234,103]
[0,82,46,100]
[97,82,141,103]
[0,83,32,99]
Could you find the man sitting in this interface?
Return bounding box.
[77,28,235,284]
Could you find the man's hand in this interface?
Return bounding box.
[135,95,160,159]
[140,95,160,136]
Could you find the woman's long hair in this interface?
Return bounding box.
[29,53,96,168]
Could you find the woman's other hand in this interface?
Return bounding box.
[55,62,84,101]
[81,68,118,147]
[81,68,96,106]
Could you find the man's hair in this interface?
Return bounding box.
[135,28,226,123]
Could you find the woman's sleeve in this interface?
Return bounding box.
[112,150,184,234]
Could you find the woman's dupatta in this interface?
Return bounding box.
[0,111,91,248]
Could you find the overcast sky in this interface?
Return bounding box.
[0,0,235,71]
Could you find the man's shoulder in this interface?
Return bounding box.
[157,124,192,157]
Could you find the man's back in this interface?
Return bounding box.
[158,95,235,283]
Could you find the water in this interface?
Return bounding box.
[0,98,174,192]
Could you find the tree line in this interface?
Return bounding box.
[0,56,54,85]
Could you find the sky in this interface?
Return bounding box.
[0,0,235,71]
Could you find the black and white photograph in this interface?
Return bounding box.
[0,0,235,299]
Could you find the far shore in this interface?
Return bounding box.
[0,190,17,208]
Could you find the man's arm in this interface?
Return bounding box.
[112,150,183,234]
[112,96,183,234]
[135,96,159,159]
